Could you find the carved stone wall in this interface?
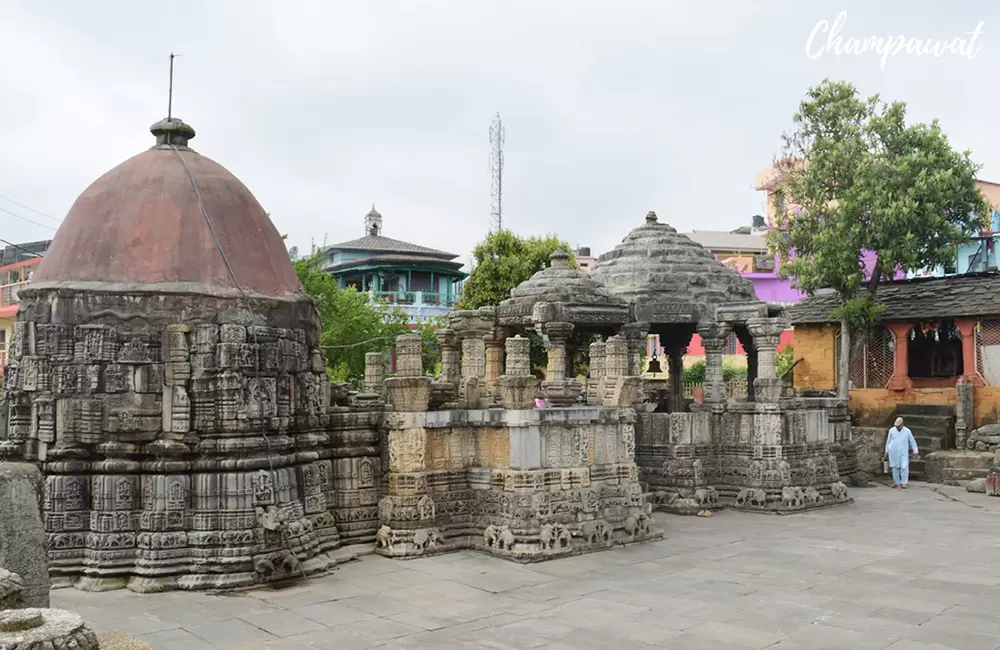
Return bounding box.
[637,397,852,514]
[2,288,381,592]
[375,407,658,561]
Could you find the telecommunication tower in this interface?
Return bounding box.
[489,114,505,232]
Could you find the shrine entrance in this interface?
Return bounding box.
[908,320,964,381]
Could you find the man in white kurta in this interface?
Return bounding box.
[884,417,919,488]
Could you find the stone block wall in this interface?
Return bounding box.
[375,407,657,561]
[792,324,838,392]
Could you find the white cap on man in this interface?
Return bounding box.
[894,417,904,427]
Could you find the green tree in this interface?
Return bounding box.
[457,231,574,310]
[768,79,988,398]
[294,250,409,386]
[458,230,581,377]
[415,316,447,377]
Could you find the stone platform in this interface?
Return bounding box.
[51,484,1000,650]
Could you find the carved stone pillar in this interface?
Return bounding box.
[541,322,582,405]
[436,329,460,385]
[363,352,385,396]
[698,323,729,404]
[747,317,788,403]
[599,335,639,407]
[459,334,487,409]
[588,340,606,405]
[498,335,537,409]
[956,376,974,449]
[485,330,507,403]
[622,323,650,377]
[666,345,687,413]
[886,323,914,391]
[384,334,431,412]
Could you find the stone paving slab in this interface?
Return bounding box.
[52,483,1000,649]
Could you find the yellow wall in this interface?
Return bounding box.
[793,324,838,391]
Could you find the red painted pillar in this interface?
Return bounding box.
[955,318,984,386]
[887,323,914,391]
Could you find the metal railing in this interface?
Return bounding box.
[0,281,28,307]
[370,291,460,308]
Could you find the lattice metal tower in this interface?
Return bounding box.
[489,113,505,232]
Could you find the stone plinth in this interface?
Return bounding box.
[636,398,852,515]
[384,377,432,412]
[0,463,48,607]
[0,608,100,649]
[376,407,658,561]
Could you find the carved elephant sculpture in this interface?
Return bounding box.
[413,528,443,551]
[483,525,499,548]
[581,519,611,545]
[375,525,394,550]
[781,487,804,508]
[498,525,516,551]
[830,481,849,501]
[694,487,719,506]
[804,487,823,505]
[539,524,555,550]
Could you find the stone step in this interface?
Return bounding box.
[897,404,955,417]
[899,413,953,433]
[941,466,990,482]
[913,435,944,453]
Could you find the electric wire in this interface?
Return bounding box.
[0,193,61,223]
[0,205,57,231]
[169,143,308,581]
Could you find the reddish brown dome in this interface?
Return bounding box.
[32,118,303,299]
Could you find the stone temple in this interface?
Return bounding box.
[0,118,858,597]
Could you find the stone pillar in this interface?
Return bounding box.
[599,335,639,407]
[485,331,507,402]
[666,345,687,413]
[505,335,532,377]
[698,323,729,404]
[956,376,974,449]
[956,319,983,386]
[541,322,582,405]
[605,336,629,379]
[461,336,486,380]
[436,328,460,385]
[886,323,914,391]
[384,335,432,412]
[588,340,606,406]
[459,334,487,409]
[747,317,787,403]
[498,335,537,409]
[395,334,423,378]
[622,323,650,377]
[364,352,385,395]
[544,323,573,382]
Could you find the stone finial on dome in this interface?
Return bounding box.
[645,211,658,224]
[549,248,572,268]
[150,117,196,148]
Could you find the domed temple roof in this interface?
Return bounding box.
[591,211,757,325]
[32,118,302,299]
[497,248,628,329]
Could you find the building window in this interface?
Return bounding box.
[836,326,893,389]
[0,329,5,351]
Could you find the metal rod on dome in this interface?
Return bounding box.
[168,53,175,121]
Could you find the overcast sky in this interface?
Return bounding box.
[1,1,997,266]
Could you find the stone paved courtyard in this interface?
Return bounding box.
[53,483,1000,650]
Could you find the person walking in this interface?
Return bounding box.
[884,417,919,489]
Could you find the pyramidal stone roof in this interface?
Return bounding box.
[497,248,628,329]
[591,211,758,325]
